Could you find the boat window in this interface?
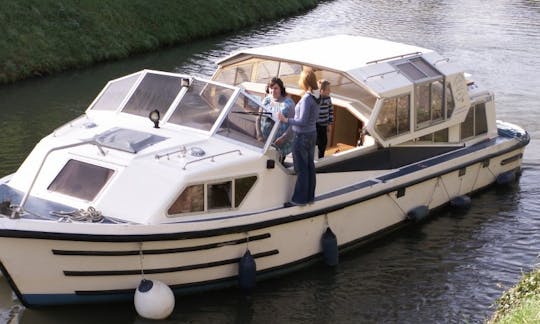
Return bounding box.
[48,160,114,201]
[460,107,475,139]
[375,94,410,139]
[168,79,234,131]
[94,128,168,153]
[314,70,377,109]
[255,61,279,83]
[216,92,269,149]
[395,57,440,82]
[122,73,183,118]
[446,82,455,118]
[415,80,444,129]
[90,72,141,111]
[419,128,449,142]
[461,103,487,139]
[278,62,302,81]
[392,57,452,129]
[168,176,258,215]
[415,83,430,126]
[214,61,254,86]
[208,181,232,210]
[475,103,488,135]
[168,184,204,214]
[235,176,257,207]
[431,81,444,121]
[219,59,376,109]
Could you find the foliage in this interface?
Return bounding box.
[0,0,317,84]
[490,268,540,323]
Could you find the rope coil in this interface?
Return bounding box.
[51,206,104,223]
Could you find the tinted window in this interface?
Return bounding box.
[415,81,444,129]
[376,98,398,139]
[235,176,257,207]
[48,160,114,201]
[168,176,257,216]
[216,92,269,148]
[446,83,455,118]
[90,73,141,111]
[460,107,475,139]
[208,181,232,210]
[376,94,411,139]
[255,61,279,83]
[475,103,488,135]
[122,73,183,118]
[415,83,431,126]
[168,79,234,131]
[214,62,253,85]
[168,184,204,214]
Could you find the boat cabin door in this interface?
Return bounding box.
[330,105,363,150]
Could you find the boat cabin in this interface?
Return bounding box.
[213,35,497,161]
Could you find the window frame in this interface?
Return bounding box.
[167,175,258,216]
[390,56,454,131]
[460,103,488,140]
[47,159,115,202]
[375,94,411,140]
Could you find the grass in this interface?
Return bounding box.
[0,0,317,84]
[489,268,540,323]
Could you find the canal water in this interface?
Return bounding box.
[1,0,539,323]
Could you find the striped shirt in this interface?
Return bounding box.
[317,95,334,126]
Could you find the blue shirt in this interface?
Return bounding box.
[288,93,319,134]
[260,95,294,156]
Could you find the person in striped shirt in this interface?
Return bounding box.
[316,79,334,158]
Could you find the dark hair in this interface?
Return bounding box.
[265,77,287,97]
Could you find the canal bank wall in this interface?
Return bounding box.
[0,0,318,84]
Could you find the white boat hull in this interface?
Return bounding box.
[0,133,527,307]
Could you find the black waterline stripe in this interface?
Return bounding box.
[63,249,278,277]
[52,233,271,256]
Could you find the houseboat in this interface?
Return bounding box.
[0,35,529,307]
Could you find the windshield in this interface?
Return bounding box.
[89,72,142,111]
[122,73,183,118]
[89,70,279,149]
[168,79,234,131]
[215,92,274,149]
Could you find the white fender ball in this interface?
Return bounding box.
[134,279,175,320]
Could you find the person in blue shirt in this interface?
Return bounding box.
[278,69,320,206]
[256,77,295,162]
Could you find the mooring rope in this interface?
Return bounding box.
[51,206,104,223]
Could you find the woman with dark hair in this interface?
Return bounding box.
[278,69,320,206]
[256,77,295,161]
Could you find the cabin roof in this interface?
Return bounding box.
[217,34,432,73]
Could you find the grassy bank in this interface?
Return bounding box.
[0,0,317,84]
[489,267,540,323]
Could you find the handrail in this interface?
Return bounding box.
[182,149,242,170]
[155,146,187,160]
[433,58,450,65]
[366,51,422,65]
[11,139,106,218]
[364,70,400,81]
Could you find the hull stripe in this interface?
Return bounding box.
[63,249,278,276]
[52,233,271,256]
